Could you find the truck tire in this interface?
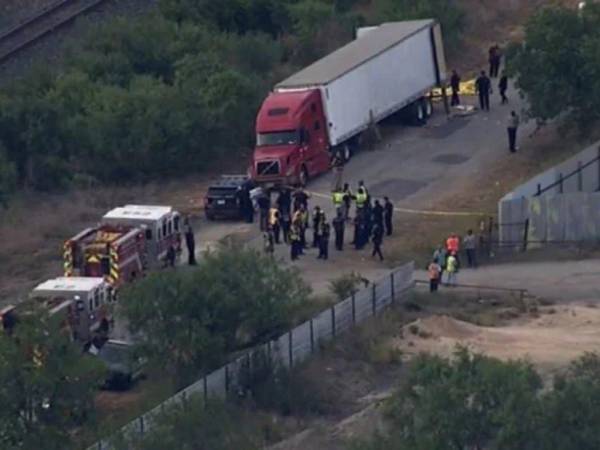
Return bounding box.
[414,101,427,126]
[343,143,352,162]
[424,97,433,118]
[299,166,309,187]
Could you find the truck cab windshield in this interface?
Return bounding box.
[257,131,299,146]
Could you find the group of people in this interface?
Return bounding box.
[449,43,521,154]
[260,181,394,262]
[427,229,478,292]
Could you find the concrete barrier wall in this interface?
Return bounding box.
[500,141,600,201]
[499,193,600,244]
[499,140,600,245]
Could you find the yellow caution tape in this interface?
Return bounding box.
[308,191,490,217]
[432,78,478,99]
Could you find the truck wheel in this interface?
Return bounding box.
[414,102,426,126]
[343,143,352,162]
[425,97,433,118]
[299,166,309,187]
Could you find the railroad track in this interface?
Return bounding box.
[0,0,107,64]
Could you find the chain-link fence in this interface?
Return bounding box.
[89,263,414,450]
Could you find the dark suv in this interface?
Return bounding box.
[204,175,254,221]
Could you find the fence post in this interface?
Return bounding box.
[391,272,395,303]
[559,173,563,194]
[288,330,293,368]
[309,319,314,353]
[203,375,208,402]
[140,416,145,435]
[536,183,541,196]
[351,293,356,324]
[578,161,583,191]
[331,306,336,337]
[224,365,229,393]
[522,218,529,252]
[372,284,377,316]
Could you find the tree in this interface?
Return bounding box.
[0,310,105,450]
[120,247,310,386]
[0,143,16,207]
[373,0,465,52]
[540,353,600,450]
[353,351,600,450]
[510,4,600,131]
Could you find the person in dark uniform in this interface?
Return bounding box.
[489,44,501,78]
[357,216,368,250]
[185,223,196,266]
[277,188,291,217]
[450,69,461,106]
[372,199,384,228]
[238,186,253,223]
[332,210,345,251]
[383,197,393,236]
[318,223,330,260]
[281,212,290,244]
[498,72,508,104]
[290,224,301,261]
[292,188,309,212]
[312,206,323,248]
[342,183,353,222]
[475,71,491,111]
[257,192,270,231]
[371,223,384,261]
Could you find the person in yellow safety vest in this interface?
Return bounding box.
[332,190,345,208]
[268,207,281,244]
[355,187,368,214]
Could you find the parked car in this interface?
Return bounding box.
[96,340,145,390]
[204,175,254,221]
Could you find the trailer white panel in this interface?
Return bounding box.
[276,20,445,147]
[323,26,437,145]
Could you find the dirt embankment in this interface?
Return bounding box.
[396,305,600,375]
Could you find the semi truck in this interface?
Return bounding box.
[251,19,447,187]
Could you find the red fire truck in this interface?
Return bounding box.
[1,277,114,344]
[64,205,181,286]
[64,224,146,287]
[101,205,182,267]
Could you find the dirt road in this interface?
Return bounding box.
[191,81,533,293]
[415,258,600,303]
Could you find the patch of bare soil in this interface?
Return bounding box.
[395,305,600,375]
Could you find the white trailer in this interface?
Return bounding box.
[276,19,446,150]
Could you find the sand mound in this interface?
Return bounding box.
[396,306,600,372]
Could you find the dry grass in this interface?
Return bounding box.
[0,176,211,303]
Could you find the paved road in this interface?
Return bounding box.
[415,259,600,303]
[189,82,532,290]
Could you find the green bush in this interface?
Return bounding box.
[329,271,368,301]
[237,351,335,417]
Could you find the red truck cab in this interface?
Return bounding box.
[251,89,331,187]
